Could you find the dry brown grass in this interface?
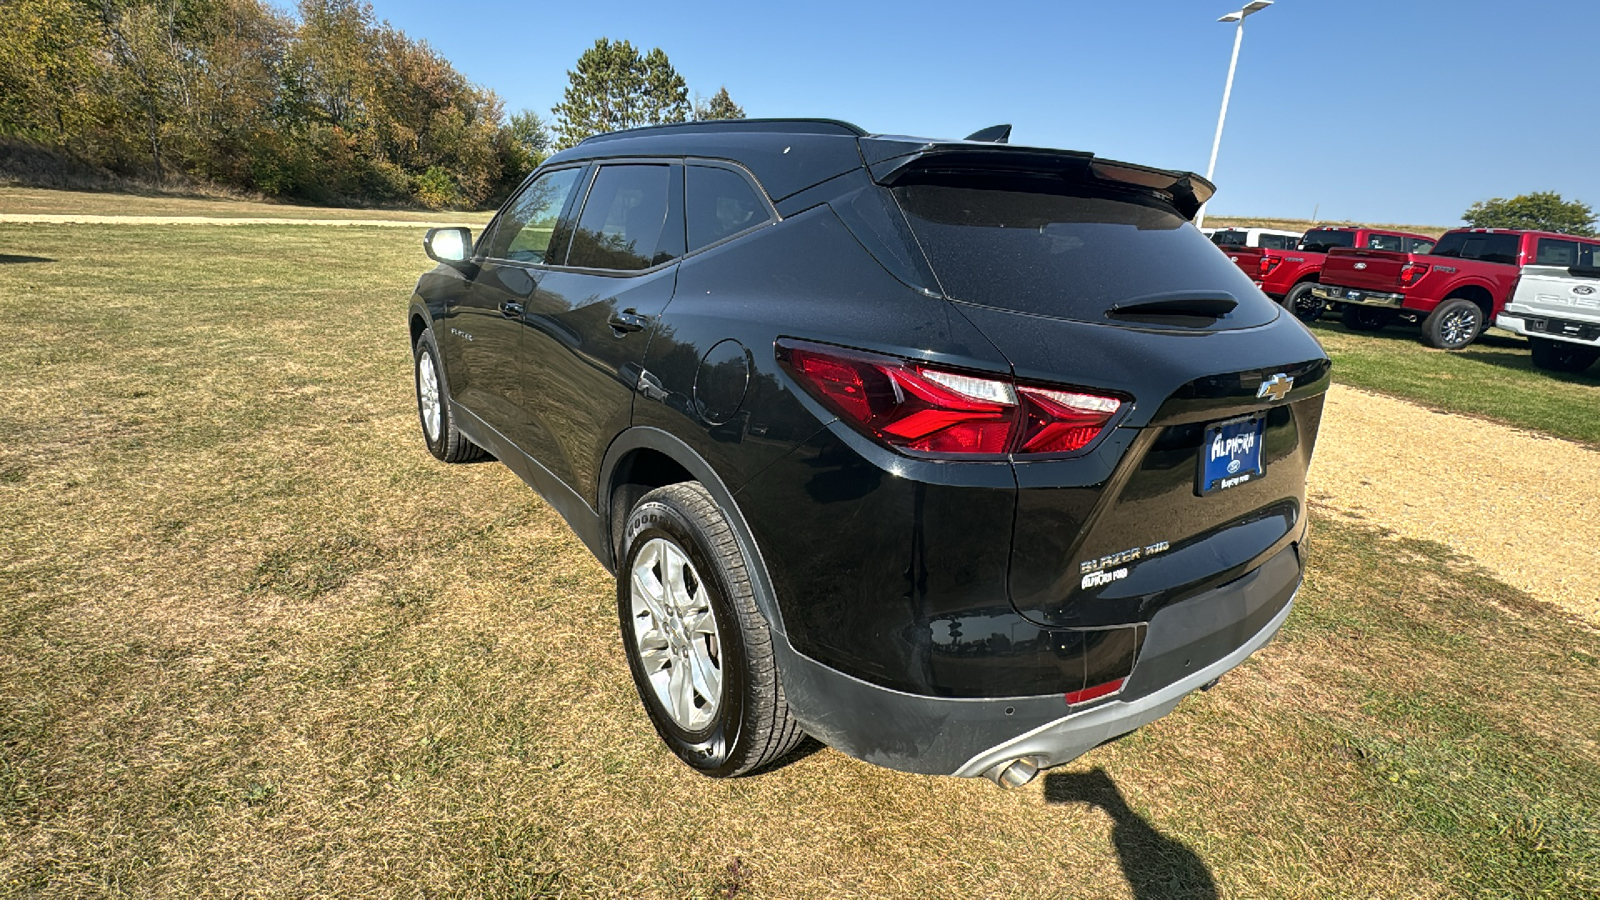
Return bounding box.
[1,222,1595,898]
[1207,216,1454,239]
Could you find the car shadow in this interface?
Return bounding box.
[1454,348,1600,385]
[1043,768,1219,900]
[0,254,55,264]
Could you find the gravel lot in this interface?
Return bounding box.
[1312,385,1599,626]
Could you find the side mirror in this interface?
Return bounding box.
[424,227,473,265]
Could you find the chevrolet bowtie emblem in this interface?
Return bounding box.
[1257,373,1293,402]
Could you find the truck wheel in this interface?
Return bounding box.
[1529,337,1600,373]
[1283,282,1324,323]
[618,482,804,777]
[1341,305,1392,332]
[414,328,486,463]
[1421,298,1484,350]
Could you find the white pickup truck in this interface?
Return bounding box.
[1496,260,1600,373]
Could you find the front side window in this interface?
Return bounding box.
[1367,233,1403,252]
[566,165,680,271]
[686,165,772,251]
[485,167,584,264]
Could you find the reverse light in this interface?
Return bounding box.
[1400,262,1431,287]
[777,339,1124,458]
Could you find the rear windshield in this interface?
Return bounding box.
[1431,232,1520,266]
[1259,233,1298,250]
[891,179,1267,322]
[1299,230,1355,252]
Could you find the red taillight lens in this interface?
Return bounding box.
[777,340,1123,458]
[1258,256,1282,278]
[1400,262,1431,287]
[1064,678,1125,706]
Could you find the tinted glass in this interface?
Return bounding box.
[567,165,676,271]
[1431,232,1520,265]
[1299,230,1355,252]
[1583,245,1599,269]
[1210,229,1248,246]
[486,167,583,263]
[1408,238,1436,254]
[1536,238,1579,266]
[1259,233,1297,250]
[892,179,1266,322]
[687,165,771,251]
[1366,233,1404,252]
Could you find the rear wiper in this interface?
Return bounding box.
[1107,292,1238,318]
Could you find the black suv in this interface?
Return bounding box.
[407,119,1329,787]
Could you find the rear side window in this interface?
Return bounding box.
[1210,229,1248,246]
[567,164,682,271]
[891,178,1266,322]
[687,165,772,251]
[1366,233,1403,251]
[485,167,584,263]
[1259,233,1297,250]
[1536,238,1579,266]
[1300,230,1355,252]
[1406,237,1436,254]
[1431,232,1521,265]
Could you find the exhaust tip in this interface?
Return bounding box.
[985,756,1041,789]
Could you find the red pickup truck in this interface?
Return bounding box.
[1313,228,1600,349]
[1221,226,1437,322]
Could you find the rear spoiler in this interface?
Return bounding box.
[860,137,1216,220]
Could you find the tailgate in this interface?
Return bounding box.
[1222,246,1266,282]
[1510,265,1600,319]
[1322,247,1411,291]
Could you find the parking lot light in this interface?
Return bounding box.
[1196,0,1273,228]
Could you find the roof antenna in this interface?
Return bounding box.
[964,124,1011,144]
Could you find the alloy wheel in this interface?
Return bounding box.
[417,352,442,441]
[629,537,722,731]
[1440,307,1478,347]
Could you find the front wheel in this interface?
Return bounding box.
[1341,304,1393,332]
[1421,298,1485,350]
[1529,337,1600,373]
[618,482,803,777]
[1283,282,1324,323]
[414,327,486,463]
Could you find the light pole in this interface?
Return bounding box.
[1195,0,1272,227]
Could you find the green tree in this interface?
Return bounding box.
[693,86,744,121]
[550,38,690,149]
[506,110,551,164]
[1463,192,1595,237]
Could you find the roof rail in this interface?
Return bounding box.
[578,118,866,145]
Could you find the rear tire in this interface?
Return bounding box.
[1529,337,1600,373]
[414,327,486,463]
[1283,282,1324,323]
[618,482,803,777]
[1421,297,1485,350]
[1341,305,1393,332]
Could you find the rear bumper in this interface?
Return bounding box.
[774,541,1301,777]
[1496,307,1600,346]
[1312,284,1407,308]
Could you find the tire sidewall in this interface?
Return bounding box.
[618,496,753,776]
[414,330,450,459]
[1285,282,1323,323]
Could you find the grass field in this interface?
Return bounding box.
[0,186,494,225]
[2,223,1597,898]
[1306,318,1600,446]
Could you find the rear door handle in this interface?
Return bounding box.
[499,301,523,317]
[608,309,652,333]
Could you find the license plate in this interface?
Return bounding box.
[1200,416,1265,495]
[1347,290,1364,302]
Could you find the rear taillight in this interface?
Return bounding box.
[776,340,1124,458]
[1258,256,1282,278]
[1400,262,1431,287]
[1064,678,1125,706]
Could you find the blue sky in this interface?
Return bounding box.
[367,0,1597,227]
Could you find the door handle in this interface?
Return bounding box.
[499,301,524,317]
[608,309,652,334]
